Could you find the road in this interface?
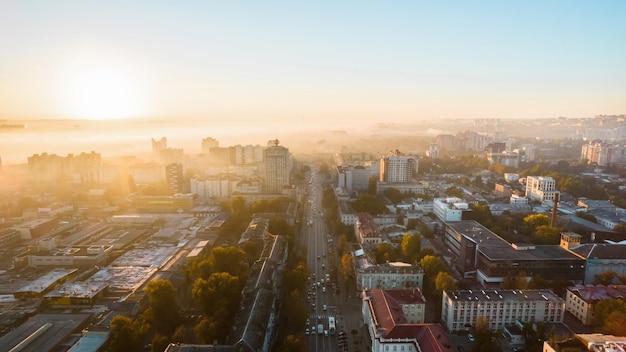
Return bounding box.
[303,168,344,352]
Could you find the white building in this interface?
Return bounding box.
[441,289,564,333]
[357,262,424,290]
[433,197,468,222]
[525,176,559,203]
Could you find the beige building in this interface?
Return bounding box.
[357,262,424,290]
[565,285,626,325]
[441,289,564,333]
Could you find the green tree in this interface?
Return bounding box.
[418,247,436,260]
[592,299,626,327]
[549,276,573,297]
[384,188,404,205]
[594,271,618,285]
[336,234,348,255]
[211,246,246,277]
[524,214,550,229]
[143,279,181,334]
[602,311,626,336]
[368,176,378,195]
[109,315,147,352]
[446,186,463,198]
[420,255,445,279]
[528,274,550,289]
[341,253,355,283]
[401,233,421,263]
[532,226,561,244]
[276,334,306,352]
[375,242,397,264]
[192,272,241,318]
[353,195,388,215]
[435,272,457,294]
[283,263,310,295]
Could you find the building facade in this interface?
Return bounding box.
[264,140,291,193]
[356,262,424,290]
[380,150,417,183]
[362,288,448,352]
[525,176,559,203]
[565,285,626,325]
[441,289,565,333]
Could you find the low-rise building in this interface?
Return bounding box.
[441,289,564,333]
[356,262,424,290]
[362,288,451,352]
[565,285,626,325]
[434,197,468,222]
[355,213,382,245]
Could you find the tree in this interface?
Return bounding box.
[550,276,573,297]
[143,279,181,334]
[211,246,246,277]
[283,264,310,295]
[446,186,463,198]
[592,299,626,327]
[353,195,388,215]
[602,311,626,336]
[336,234,348,255]
[435,272,457,294]
[384,188,404,205]
[401,233,421,263]
[532,226,561,244]
[418,247,436,260]
[109,315,147,352]
[341,253,355,283]
[375,242,397,264]
[368,176,378,195]
[192,272,241,318]
[276,334,306,352]
[420,255,445,279]
[594,271,617,285]
[528,274,550,289]
[524,214,550,229]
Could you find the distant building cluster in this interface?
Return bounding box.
[581,140,626,166]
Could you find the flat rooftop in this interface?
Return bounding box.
[445,289,563,303]
[0,313,91,352]
[15,268,77,294]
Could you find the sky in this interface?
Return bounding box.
[0,1,625,125]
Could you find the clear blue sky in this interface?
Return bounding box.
[0,0,624,124]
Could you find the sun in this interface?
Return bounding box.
[62,67,143,120]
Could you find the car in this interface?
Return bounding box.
[323,304,327,311]
[324,330,329,337]
[305,328,309,335]
[468,334,475,341]
[322,287,326,293]
[306,319,310,325]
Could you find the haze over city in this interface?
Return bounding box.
[2,3,626,352]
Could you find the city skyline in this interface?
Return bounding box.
[1,1,625,125]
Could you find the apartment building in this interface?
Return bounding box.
[441,289,564,333]
[525,176,559,203]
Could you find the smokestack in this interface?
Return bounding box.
[551,193,559,227]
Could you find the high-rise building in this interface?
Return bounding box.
[152,137,167,159]
[201,137,219,154]
[263,139,291,193]
[379,150,417,183]
[581,140,626,166]
[27,152,101,184]
[165,163,184,194]
[525,176,559,203]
